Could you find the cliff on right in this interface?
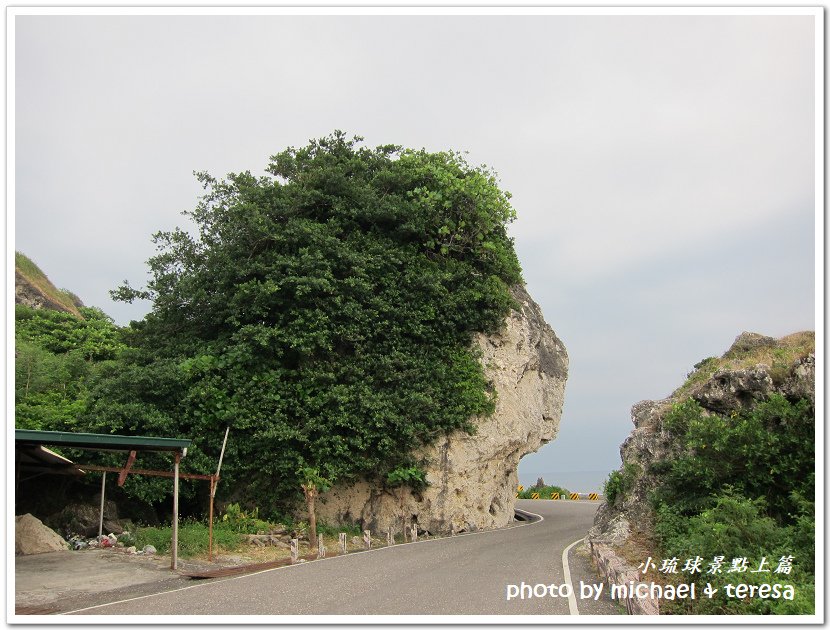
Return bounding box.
[588,331,816,615]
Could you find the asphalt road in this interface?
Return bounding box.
[66,500,621,617]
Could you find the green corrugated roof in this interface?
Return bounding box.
[15,429,191,453]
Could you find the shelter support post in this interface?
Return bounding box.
[172,453,180,570]
[98,471,107,539]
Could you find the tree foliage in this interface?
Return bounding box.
[92,132,523,515]
[15,305,125,431]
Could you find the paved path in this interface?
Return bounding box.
[65,500,620,617]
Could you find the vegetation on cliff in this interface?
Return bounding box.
[17,133,524,519]
[15,251,85,317]
[15,305,125,431]
[601,333,815,614]
[653,394,814,614]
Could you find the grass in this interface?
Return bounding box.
[674,331,814,399]
[15,251,84,318]
[135,521,242,557]
[134,518,366,559]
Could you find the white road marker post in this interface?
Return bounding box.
[290,538,299,563]
[387,527,394,546]
[317,535,326,558]
[339,532,347,554]
[363,530,371,549]
[410,525,418,542]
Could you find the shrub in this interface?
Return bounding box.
[603,463,639,506]
[135,520,241,557]
[518,484,570,499]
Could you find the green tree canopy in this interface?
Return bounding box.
[92,132,523,514]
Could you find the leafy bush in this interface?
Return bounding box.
[652,394,815,615]
[655,491,813,614]
[655,396,813,523]
[603,463,639,505]
[221,503,274,534]
[385,465,429,491]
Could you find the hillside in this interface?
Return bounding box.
[588,331,815,615]
[15,252,85,318]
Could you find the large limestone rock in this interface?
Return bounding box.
[16,514,68,555]
[316,285,568,534]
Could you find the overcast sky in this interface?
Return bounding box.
[12,10,818,491]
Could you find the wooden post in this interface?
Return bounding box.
[208,476,215,561]
[98,471,107,539]
[339,532,347,554]
[172,453,180,570]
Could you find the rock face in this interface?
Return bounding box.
[46,500,133,538]
[16,514,68,555]
[316,284,568,534]
[15,269,84,316]
[591,331,815,545]
[588,331,815,587]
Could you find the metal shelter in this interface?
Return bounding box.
[15,429,200,570]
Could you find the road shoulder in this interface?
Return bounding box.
[568,540,626,615]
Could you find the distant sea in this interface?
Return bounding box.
[517,469,612,494]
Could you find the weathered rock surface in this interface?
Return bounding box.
[46,500,133,538]
[15,269,83,316]
[587,331,815,613]
[16,514,68,555]
[316,284,568,534]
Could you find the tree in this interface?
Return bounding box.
[97,131,523,517]
[298,466,332,549]
[15,305,125,431]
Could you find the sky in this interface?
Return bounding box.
[12,10,818,492]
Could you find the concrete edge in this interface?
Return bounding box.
[587,539,659,615]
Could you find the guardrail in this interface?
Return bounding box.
[516,490,603,501]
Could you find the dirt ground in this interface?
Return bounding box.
[15,549,188,614]
[13,534,401,615]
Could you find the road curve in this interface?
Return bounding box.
[66,500,604,617]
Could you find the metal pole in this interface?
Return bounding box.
[172,453,180,570]
[208,476,215,561]
[212,426,230,498]
[98,471,107,539]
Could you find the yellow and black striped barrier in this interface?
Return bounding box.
[517,485,524,492]
[588,493,599,501]
[569,493,580,500]
[550,492,560,500]
[530,492,540,499]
